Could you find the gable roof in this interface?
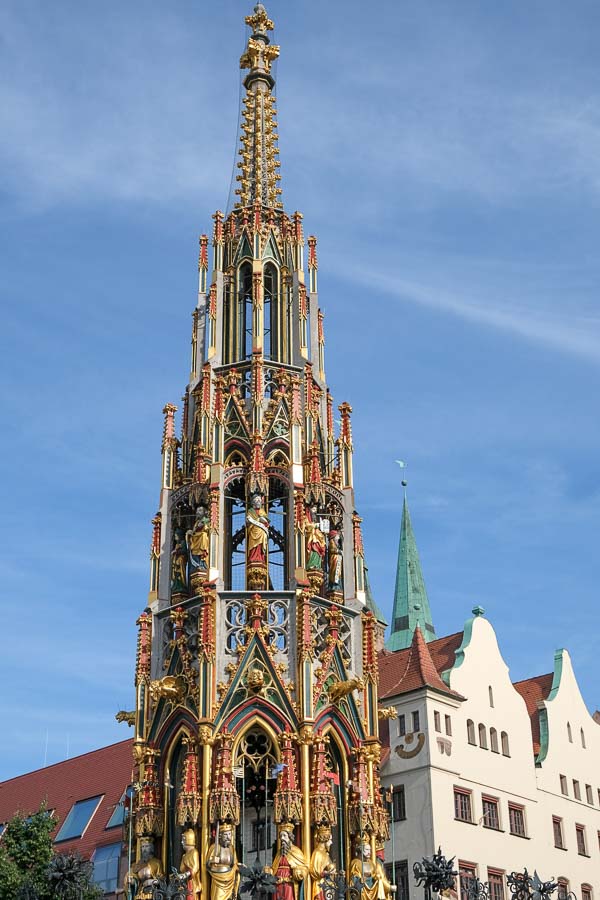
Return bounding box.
[513,673,554,756]
[378,627,464,699]
[0,739,133,860]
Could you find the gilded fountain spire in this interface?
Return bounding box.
[237,3,282,208]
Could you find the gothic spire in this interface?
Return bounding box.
[386,495,436,651]
[236,4,282,209]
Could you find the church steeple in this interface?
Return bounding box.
[386,495,436,651]
[237,4,282,209]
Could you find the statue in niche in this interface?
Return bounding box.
[305,506,326,574]
[206,823,239,900]
[309,826,336,900]
[122,837,163,899]
[186,504,210,579]
[246,493,270,565]
[327,528,343,592]
[180,828,202,899]
[171,527,189,595]
[269,823,308,900]
[349,840,396,900]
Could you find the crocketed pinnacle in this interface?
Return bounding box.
[236,4,282,209]
[386,495,436,651]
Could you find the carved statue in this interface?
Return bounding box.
[246,493,270,565]
[309,826,336,900]
[149,675,185,705]
[327,529,343,591]
[186,505,210,574]
[305,507,326,573]
[180,828,202,899]
[171,527,189,594]
[206,823,240,900]
[349,841,396,900]
[268,823,308,900]
[122,838,163,899]
[115,710,135,727]
[328,677,365,705]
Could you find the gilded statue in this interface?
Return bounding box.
[186,505,210,575]
[268,823,308,900]
[180,828,202,899]
[305,507,326,573]
[246,493,269,565]
[206,823,240,900]
[309,826,336,900]
[328,676,365,705]
[327,529,343,591]
[349,841,396,900]
[122,838,163,899]
[171,527,188,594]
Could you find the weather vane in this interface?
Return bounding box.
[395,459,408,489]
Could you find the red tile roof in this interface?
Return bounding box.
[513,673,553,755]
[378,630,464,699]
[0,739,134,860]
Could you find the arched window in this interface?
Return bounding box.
[557,881,569,900]
[234,727,279,867]
[501,731,510,757]
[238,262,253,360]
[467,719,476,745]
[267,476,289,590]
[224,475,246,590]
[478,724,488,749]
[581,885,592,900]
[263,263,279,361]
[490,727,499,753]
[567,722,573,743]
[488,686,494,708]
[580,727,586,749]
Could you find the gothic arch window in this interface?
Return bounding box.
[567,721,573,743]
[234,726,279,868]
[238,262,253,361]
[580,727,586,749]
[263,263,279,361]
[224,475,246,590]
[224,448,249,468]
[501,731,510,756]
[267,475,288,590]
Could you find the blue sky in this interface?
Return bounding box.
[1,0,599,781]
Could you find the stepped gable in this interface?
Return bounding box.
[0,739,133,859]
[513,672,554,755]
[378,627,463,699]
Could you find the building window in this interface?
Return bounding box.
[398,714,406,737]
[573,780,581,801]
[560,775,568,796]
[459,863,477,900]
[434,711,441,732]
[581,885,592,900]
[454,789,473,823]
[488,871,505,900]
[392,785,406,822]
[54,796,103,842]
[585,784,593,805]
[92,842,121,893]
[489,686,494,708]
[553,817,565,849]
[412,710,420,733]
[576,824,587,856]
[567,722,573,743]
[478,724,488,749]
[581,728,586,749]
[482,797,500,830]
[252,820,272,851]
[557,881,569,900]
[508,804,526,837]
[445,715,452,736]
[500,731,510,756]
[490,727,499,753]
[106,788,131,829]
[467,719,476,745]
[384,861,409,900]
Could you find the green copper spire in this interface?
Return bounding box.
[386,495,436,651]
